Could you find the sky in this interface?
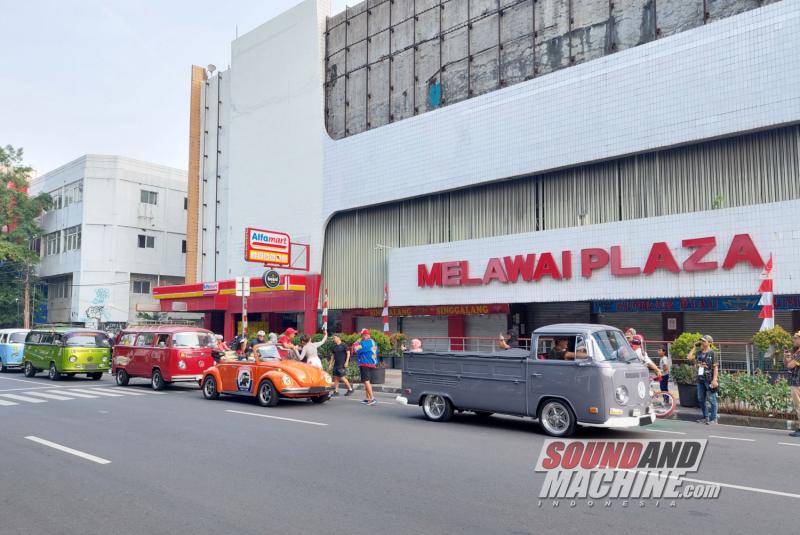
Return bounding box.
[0,0,353,175]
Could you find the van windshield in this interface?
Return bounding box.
[591,330,636,362]
[65,333,110,347]
[9,332,27,343]
[172,332,216,349]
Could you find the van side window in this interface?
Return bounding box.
[538,335,583,361]
[136,333,155,347]
[119,333,137,346]
[39,333,54,345]
[0,334,6,344]
[155,334,169,348]
[26,332,40,344]
[53,334,63,345]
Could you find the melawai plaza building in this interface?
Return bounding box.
[173,0,800,346]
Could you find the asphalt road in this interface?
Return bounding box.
[0,372,796,535]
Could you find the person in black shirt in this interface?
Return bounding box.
[687,334,718,424]
[329,334,354,396]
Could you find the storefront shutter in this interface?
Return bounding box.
[402,316,449,350]
[595,312,663,342]
[526,302,591,332]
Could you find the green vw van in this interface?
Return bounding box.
[23,326,111,380]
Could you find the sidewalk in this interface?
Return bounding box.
[347,369,402,394]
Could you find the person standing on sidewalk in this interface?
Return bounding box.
[687,334,718,424]
[354,329,378,406]
[657,346,671,403]
[783,331,800,437]
[329,334,354,396]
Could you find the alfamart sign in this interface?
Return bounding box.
[418,234,764,287]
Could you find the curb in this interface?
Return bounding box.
[344,384,402,395]
[670,407,799,430]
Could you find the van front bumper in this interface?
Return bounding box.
[580,412,656,428]
[61,364,110,373]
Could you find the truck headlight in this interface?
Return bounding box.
[101,356,108,362]
[281,375,292,386]
[69,356,77,363]
[615,386,629,405]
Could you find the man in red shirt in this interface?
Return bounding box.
[277,327,300,360]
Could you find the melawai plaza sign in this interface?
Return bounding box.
[386,201,800,306]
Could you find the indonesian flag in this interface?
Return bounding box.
[321,288,328,332]
[758,254,774,331]
[382,285,390,334]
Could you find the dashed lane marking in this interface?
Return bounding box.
[89,388,146,396]
[64,388,124,398]
[709,435,756,442]
[25,436,111,465]
[0,399,18,406]
[45,390,100,399]
[0,393,48,403]
[226,409,328,427]
[24,391,75,401]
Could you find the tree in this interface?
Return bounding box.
[0,145,50,327]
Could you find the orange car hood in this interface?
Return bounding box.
[266,360,327,385]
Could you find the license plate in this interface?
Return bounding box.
[84,364,98,370]
[632,408,642,417]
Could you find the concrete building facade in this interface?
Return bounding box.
[30,155,191,327]
[184,0,800,346]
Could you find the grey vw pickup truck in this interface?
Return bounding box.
[398,324,655,437]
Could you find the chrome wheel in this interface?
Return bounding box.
[257,380,279,407]
[540,400,574,437]
[151,369,165,391]
[24,361,36,377]
[203,376,219,399]
[48,362,59,381]
[422,394,453,421]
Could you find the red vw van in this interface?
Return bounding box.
[112,325,217,390]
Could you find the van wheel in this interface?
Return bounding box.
[539,400,576,437]
[48,362,60,381]
[89,372,103,381]
[24,361,36,377]
[116,369,130,386]
[202,376,219,400]
[257,380,279,407]
[422,394,454,422]
[151,369,166,391]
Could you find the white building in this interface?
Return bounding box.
[30,155,190,327]
[185,0,800,345]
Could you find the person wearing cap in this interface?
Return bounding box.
[354,328,378,406]
[629,337,660,377]
[783,331,800,437]
[687,334,718,424]
[249,330,267,350]
[277,327,300,360]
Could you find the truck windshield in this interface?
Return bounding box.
[9,332,27,343]
[172,332,216,349]
[591,330,636,362]
[65,333,110,347]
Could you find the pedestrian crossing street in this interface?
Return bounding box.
[0,387,164,407]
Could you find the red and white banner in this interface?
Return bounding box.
[758,254,774,331]
[321,288,328,332]
[382,286,390,334]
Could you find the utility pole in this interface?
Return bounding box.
[23,266,30,329]
[235,276,251,337]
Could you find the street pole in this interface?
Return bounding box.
[23,266,30,329]
[242,295,248,339]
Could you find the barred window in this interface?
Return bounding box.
[64,225,81,251]
[45,231,61,256]
[140,190,158,205]
[132,280,151,294]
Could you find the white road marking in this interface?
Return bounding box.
[644,428,687,435]
[24,391,75,401]
[89,388,145,396]
[778,442,800,447]
[48,390,100,399]
[709,435,755,442]
[65,388,123,397]
[0,376,50,386]
[226,409,328,427]
[628,469,800,500]
[0,393,47,403]
[25,436,111,465]
[0,399,19,406]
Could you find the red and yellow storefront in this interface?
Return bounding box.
[153,274,321,340]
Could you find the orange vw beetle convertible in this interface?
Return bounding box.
[201,344,334,406]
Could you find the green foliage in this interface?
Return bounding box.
[717,371,793,418]
[670,332,704,360]
[752,325,793,353]
[672,364,697,385]
[711,194,725,210]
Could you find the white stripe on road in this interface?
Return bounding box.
[65,388,123,397]
[0,376,50,386]
[89,388,145,396]
[0,399,19,406]
[0,393,47,403]
[627,470,800,500]
[709,435,755,442]
[644,428,687,435]
[24,391,75,401]
[25,436,111,465]
[226,409,328,427]
[778,442,800,447]
[48,390,99,399]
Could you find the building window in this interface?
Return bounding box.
[48,279,71,299]
[140,190,158,205]
[64,182,83,207]
[45,231,61,256]
[137,235,155,248]
[184,197,188,210]
[64,225,81,251]
[181,240,187,253]
[132,280,151,294]
[50,192,63,211]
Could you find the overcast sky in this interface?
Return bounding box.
[1,0,353,175]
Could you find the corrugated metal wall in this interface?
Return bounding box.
[323,125,800,308]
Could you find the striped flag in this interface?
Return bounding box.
[758,254,774,331]
[382,285,390,334]
[321,288,328,332]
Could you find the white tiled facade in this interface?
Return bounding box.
[388,200,800,306]
[29,155,189,325]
